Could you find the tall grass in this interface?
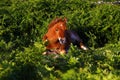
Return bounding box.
[0,0,120,80]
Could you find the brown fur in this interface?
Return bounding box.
[43,17,67,54]
[43,17,88,54]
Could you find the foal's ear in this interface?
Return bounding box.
[63,17,67,23]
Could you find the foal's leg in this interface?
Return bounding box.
[68,30,89,50]
[46,42,66,54]
[58,44,66,54]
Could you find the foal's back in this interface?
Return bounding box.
[65,30,89,51]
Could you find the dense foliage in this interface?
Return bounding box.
[0,0,120,80]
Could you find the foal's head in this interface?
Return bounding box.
[43,17,67,44]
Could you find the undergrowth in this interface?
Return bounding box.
[0,0,120,80]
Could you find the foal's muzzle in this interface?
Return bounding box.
[58,37,66,44]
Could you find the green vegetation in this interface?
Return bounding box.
[0,0,120,80]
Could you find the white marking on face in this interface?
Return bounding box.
[58,37,66,44]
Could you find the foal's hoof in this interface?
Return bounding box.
[42,50,59,55]
[42,52,47,55]
[81,45,89,50]
[59,50,66,55]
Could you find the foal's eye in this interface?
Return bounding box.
[56,29,58,32]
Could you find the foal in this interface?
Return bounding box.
[43,17,67,54]
[43,17,89,54]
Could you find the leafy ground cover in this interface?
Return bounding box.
[0,0,120,80]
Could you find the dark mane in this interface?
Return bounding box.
[48,17,64,29]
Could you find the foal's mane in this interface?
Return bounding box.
[48,17,65,29]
